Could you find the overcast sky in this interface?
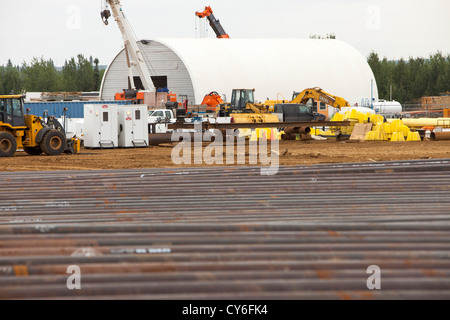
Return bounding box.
[1,0,449,67]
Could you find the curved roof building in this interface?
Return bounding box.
[100,38,378,106]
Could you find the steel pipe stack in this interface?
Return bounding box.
[1,159,450,299]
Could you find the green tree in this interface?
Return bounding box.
[408,57,429,99]
[427,52,447,96]
[60,54,101,92]
[22,57,60,92]
[309,33,336,39]
[93,58,101,91]
[392,58,411,103]
[99,68,106,90]
[0,65,5,94]
[76,54,95,92]
[61,57,78,91]
[2,60,23,95]
[368,51,450,103]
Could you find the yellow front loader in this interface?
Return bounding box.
[0,95,80,157]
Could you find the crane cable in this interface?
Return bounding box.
[128,20,157,77]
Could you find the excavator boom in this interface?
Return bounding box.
[291,87,351,110]
[195,6,230,39]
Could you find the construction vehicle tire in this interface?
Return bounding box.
[40,130,67,156]
[0,132,17,157]
[24,147,43,156]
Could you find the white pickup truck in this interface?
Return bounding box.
[148,109,177,133]
[148,109,177,124]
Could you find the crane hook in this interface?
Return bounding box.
[101,9,111,25]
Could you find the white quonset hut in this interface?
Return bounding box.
[100,38,378,106]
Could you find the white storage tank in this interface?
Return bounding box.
[118,105,149,148]
[84,104,118,149]
[373,100,403,115]
[100,38,378,107]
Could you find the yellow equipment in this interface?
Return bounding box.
[218,89,274,118]
[0,95,80,157]
[266,87,351,113]
[289,87,352,110]
[230,112,279,123]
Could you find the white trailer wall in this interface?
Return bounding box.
[84,104,118,149]
[118,105,149,148]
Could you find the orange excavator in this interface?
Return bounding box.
[201,91,225,113]
[195,6,230,39]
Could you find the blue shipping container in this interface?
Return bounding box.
[24,100,133,119]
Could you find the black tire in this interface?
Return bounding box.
[40,130,67,156]
[0,132,17,157]
[24,146,43,156]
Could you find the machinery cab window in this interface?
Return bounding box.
[298,105,311,114]
[0,99,5,122]
[306,99,317,113]
[12,99,24,117]
[231,89,255,110]
[0,97,25,127]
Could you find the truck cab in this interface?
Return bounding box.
[273,104,326,122]
[148,109,176,124]
[148,109,177,134]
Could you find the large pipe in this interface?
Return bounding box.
[283,127,311,134]
[148,133,174,146]
[388,118,450,129]
[149,132,226,146]
[431,132,450,141]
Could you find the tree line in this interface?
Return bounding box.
[368,51,450,104]
[0,54,105,95]
[1,51,449,104]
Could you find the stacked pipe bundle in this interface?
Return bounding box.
[280,127,311,141]
[331,110,384,136]
[365,119,421,142]
[326,110,421,142]
[2,161,450,300]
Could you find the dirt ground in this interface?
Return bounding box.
[1,139,450,172]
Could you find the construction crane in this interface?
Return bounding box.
[101,0,155,98]
[195,6,230,39]
[290,87,352,110]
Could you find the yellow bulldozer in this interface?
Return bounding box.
[216,89,279,123]
[0,95,80,157]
